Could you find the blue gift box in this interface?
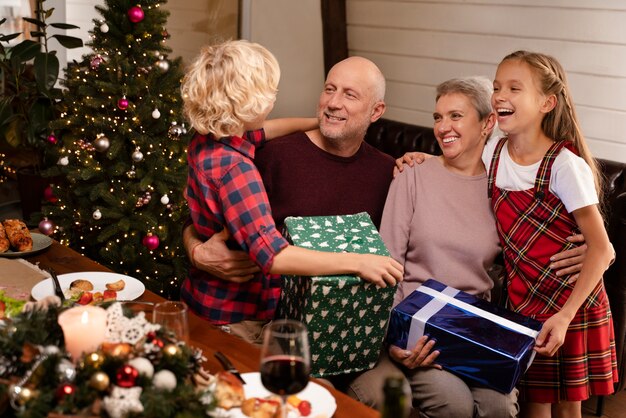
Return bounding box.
[387,279,543,393]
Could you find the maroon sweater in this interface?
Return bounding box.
[255,131,394,230]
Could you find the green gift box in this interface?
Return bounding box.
[277,212,396,377]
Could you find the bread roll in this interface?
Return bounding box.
[214,371,244,410]
[105,279,126,291]
[241,397,282,418]
[0,222,9,253]
[70,279,94,294]
[2,219,33,252]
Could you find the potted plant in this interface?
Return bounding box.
[0,0,82,220]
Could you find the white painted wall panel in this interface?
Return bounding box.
[347,0,626,162]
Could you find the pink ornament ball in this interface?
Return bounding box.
[142,233,159,250]
[43,185,58,203]
[38,218,55,236]
[47,134,58,144]
[117,97,129,110]
[128,6,145,23]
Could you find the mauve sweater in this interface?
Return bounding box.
[380,157,501,305]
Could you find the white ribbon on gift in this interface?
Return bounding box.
[406,285,540,351]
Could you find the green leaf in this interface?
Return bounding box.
[5,119,23,147]
[45,8,55,19]
[0,98,15,126]
[9,40,40,62]
[49,23,80,30]
[0,18,6,25]
[0,33,22,43]
[28,98,54,135]
[29,31,46,38]
[51,34,83,49]
[23,17,45,27]
[34,51,59,92]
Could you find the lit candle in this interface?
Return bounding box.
[58,306,107,361]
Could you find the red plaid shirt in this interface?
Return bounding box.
[182,129,288,324]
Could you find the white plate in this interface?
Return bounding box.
[0,233,53,258]
[31,271,145,301]
[213,372,336,418]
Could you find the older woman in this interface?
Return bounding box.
[347,77,517,418]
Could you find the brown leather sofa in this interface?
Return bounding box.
[365,118,626,397]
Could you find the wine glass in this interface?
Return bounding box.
[153,301,189,343]
[260,319,311,418]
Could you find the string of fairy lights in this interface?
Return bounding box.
[39,1,189,293]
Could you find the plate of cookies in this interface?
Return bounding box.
[0,219,52,257]
[31,271,145,302]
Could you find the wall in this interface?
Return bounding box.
[243,0,325,118]
[346,0,626,162]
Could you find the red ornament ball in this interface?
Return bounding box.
[56,383,77,400]
[46,134,58,144]
[117,97,129,110]
[116,364,139,388]
[43,185,58,203]
[142,233,159,250]
[38,218,55,236]
[127,6,145,23]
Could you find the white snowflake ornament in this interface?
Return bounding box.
[105,303,160,344]
[102,386,143,418]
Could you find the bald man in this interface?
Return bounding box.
[183,56,395,341]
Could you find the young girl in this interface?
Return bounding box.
[484,50,617,417]
[180,40,403,338]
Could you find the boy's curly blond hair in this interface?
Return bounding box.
[181,40,280,138]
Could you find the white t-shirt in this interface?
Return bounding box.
[482,136,598,213]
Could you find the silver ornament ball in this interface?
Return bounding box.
[132,150,144,162]
[57,359,77,382]
[160,194,170,205]
[93,135,110,152]
[168,123,184,137]
[93,209,102,220]
[156,59,170,72]
[100,23,109,33]
[151,108,161,119]
[58,156,69,166]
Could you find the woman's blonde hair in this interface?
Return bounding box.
[500,50,604,204]
[181,40,280,138]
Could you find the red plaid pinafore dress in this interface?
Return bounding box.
[487,138,617,402]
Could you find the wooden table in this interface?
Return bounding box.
[27,241,380,418]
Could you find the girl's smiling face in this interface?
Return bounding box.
[492,59,550,135]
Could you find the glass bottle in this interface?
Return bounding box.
[381,374,408,418]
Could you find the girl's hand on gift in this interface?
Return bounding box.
[356,255,404,288]
[534,312,571,356]
[389,336,441,369]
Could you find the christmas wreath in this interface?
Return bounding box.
[0,297,216,418]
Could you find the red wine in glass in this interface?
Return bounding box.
[260,320,310,418]
[260,355,309,395]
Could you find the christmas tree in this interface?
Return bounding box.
[40,0,191,298]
